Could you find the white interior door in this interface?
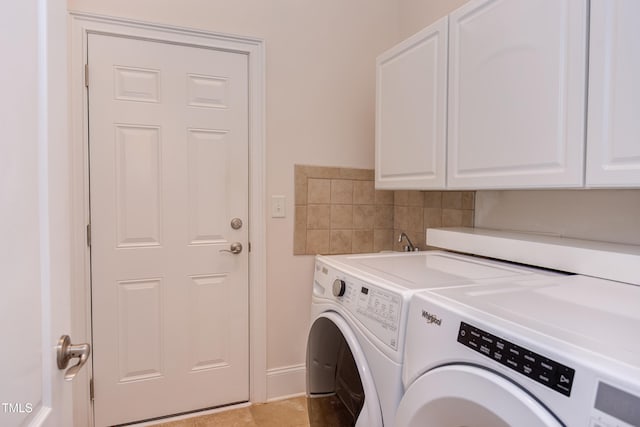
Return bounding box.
[0,1,73,426]
[88,33,249,426]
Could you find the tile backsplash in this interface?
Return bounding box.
[294,165,475,255]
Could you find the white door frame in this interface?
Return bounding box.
[68,13,266,426]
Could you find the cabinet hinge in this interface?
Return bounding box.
[84,64,89,88]
[90,378,94,401]
[86,224,91,247]
[248,242,251,252]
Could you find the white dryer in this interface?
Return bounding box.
[306,250,560,426]
[395,274,640,426]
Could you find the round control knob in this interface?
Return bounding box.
[332,279,346,297]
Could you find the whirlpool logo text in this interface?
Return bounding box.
[421,310,442,326]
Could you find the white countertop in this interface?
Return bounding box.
[426,227,640,286]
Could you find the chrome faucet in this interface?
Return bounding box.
[398,232,417,252]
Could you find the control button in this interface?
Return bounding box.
[540,361,554,372]
[493,352,503,362]
[537,374,551,384]
[506,359,519,369]
[496,341,505,350]
[481,335,494,344]
[480,345,491,355]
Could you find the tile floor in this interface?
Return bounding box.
[151,397,310,427]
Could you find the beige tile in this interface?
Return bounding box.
[353,180,375,204]
[394,190,409,206]
[408,191,424,207]
[330,230,352,254]
[462,191,475,210]
[307,179,331,204]
[423,191,442,208]
[353,205,376,229]
[462,209,474,227]
[375,190,394,205]
[374,205,394,229]
[250,397,309,427]
[394,206,409,230]
[154,419,196,427]
[338,167,374,181]
[193,407,256,427]
[294,167,308,206]
[442,208,463,227]
[424,208,443,228]
[442,191,463,209]
[374,229,393,252]
[414,231,426,251]
[306,230,330,255]
[408,206,423,231]
[307,204,330,230]
[294,206,307,255]
[352,230,374,253]
[331,179,353,204]
[331,205,353,229]
[393,229,404,252]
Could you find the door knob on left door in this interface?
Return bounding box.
[57,335,91,381]
[219,242,243,254]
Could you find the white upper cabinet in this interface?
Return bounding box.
[447,0,588,189]
[375,16,448,189]
[586,0,640,187]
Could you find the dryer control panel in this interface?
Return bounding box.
[457,322,575,397]
[314,261,402,351]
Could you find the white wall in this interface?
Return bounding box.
[67,0,399,397]
[475,190,640,245]
[398,0,468,38]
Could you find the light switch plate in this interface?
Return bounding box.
[271,195,286,218]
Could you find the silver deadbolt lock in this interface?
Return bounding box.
[230,218,243,230]
[57,335,91,381]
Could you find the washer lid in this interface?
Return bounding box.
[319,251,554,291]
[395,364,561,427]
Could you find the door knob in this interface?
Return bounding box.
[219,242,243,254]
[57,335,91,381]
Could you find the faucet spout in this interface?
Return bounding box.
[398,232,417,252]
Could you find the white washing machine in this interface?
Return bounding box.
[306,250,561,426]
[395,274,640,426]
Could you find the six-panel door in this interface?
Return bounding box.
[88,33,250,426]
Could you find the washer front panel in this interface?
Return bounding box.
[314,260,403,351]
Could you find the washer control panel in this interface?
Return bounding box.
[457,322,575,397]
[314,261,402,351]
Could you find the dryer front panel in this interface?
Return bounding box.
[395,365,562,427]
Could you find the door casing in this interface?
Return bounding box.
[69,13,267,426]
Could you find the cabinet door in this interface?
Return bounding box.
[447,0,587,189]
[375,16,447,189]
[586,0,640,187]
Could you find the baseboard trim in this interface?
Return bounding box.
[266,364,306,401]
